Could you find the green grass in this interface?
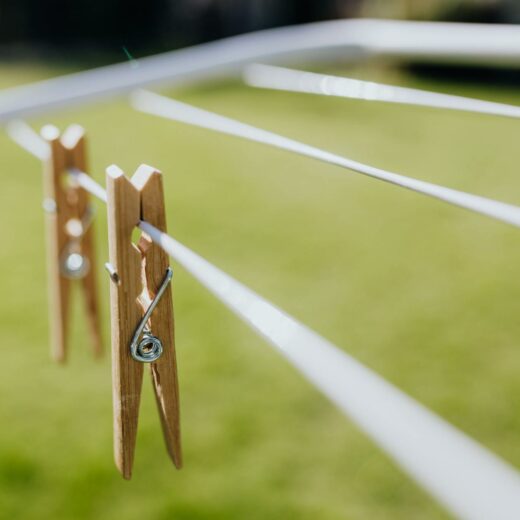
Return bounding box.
[1,61,520,519]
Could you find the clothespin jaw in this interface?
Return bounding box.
[106,164,181,480]
[41,124,103,363]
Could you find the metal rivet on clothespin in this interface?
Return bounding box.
[104,262,120,284]
[42,198,57,214]
[41,124,103,362]
[106,164,181,479]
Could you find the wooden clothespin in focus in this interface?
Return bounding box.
[41,124,103,362]
[105,164,181,479]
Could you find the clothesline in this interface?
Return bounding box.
[7,119,520,519]
[2,19,520,122]
[244,63,520,119]
[132,90,520,229]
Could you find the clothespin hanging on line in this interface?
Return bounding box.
[41,124,103,362]
[105,164,181,479]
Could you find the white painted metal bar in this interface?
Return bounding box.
[244,63,520,119]
[2,19,520,122]
[132,90,520,229]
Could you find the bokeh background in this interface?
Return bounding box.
[2,0,520,58]
[1,1,520,519]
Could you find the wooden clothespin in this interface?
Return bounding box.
[41,124,103,362]
[105,164,181,479]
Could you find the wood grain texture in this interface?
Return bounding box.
[62,125,103,358]
[106,166,143,480]
[132,165,182,469]
[42,128,71,363]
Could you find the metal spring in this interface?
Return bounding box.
[129,267,173,363]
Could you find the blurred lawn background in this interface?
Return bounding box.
[1,61,520,519]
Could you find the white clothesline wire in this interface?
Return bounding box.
[142,223,520,520]
[244,63,520,119]
[2,19,520,122]
[8,120,520,520]
[7,119,51,160]
[132,90,520,229]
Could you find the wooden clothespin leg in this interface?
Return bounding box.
[41,124,103,362]
[106,164,181,479]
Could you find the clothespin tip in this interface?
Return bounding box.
[61,124,85,149]
[106,164,125,180]
[40,124,60,141]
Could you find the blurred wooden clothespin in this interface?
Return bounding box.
[105,164,181,479]
[41,124,103,362]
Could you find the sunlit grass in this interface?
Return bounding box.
[1,60,519,519]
